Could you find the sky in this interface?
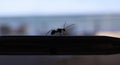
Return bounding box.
[0,0,120,16]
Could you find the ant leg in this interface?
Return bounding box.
[59,33,62,36]
[46,30,52,36]
[60,32,63,36]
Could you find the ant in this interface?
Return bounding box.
[46,22,75,36]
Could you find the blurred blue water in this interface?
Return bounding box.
[0,15,120,35]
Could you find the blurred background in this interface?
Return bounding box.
[0,0,120,38]
[0,0,120,65]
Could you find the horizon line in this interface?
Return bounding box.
[0,13,120,17]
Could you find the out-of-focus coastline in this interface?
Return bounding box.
[0,15,120,37]
[95,32,120,38]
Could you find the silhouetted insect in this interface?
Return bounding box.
[46,23,75,36]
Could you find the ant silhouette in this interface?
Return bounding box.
[46,22,75,36]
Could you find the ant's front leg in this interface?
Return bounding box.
[46,29,52,36]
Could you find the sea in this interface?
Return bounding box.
[0,15,120,35]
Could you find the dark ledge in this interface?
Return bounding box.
[0,36,120,55]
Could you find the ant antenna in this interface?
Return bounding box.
[65,24,75,29]
[63,22,67,28]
